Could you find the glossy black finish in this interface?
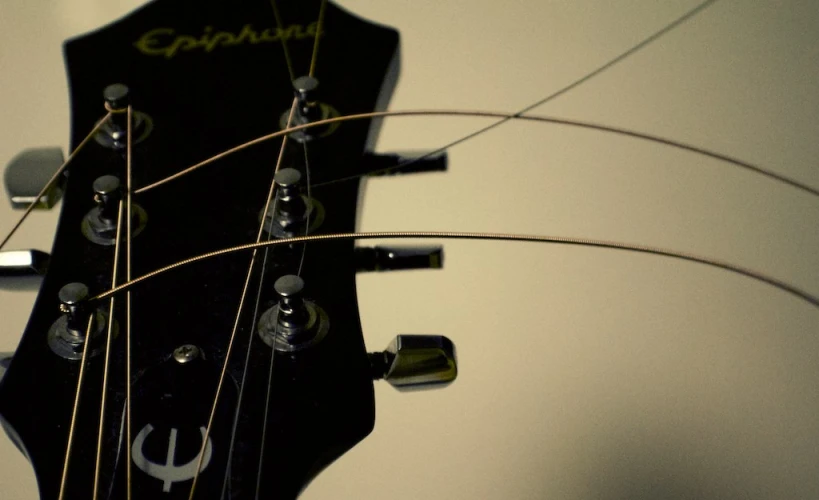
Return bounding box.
[0,0,400,498]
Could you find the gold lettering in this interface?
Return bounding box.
[206,32,236,52]
[232,24,261,45]
[165,35,199,59]
[133,28,176,57]
[134,23,315,58]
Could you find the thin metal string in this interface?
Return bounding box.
[0,112,112,251]
[270,0,296,82]
[383,0,721,179]
[92,201,125,500]
[254,6,325,492]
[308,0,327,78]
[219,219,276,500]
[125,105,134,500]
[57,315,96,500]
[91,231,819,309]
[133,110,819,198]
[187,98,298,500]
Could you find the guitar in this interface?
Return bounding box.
[0,0,817,498]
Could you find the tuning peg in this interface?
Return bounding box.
[0,249,50,277]
[355,245,443,272]
[369,335,457,391]
[4,147,65,209]
[0,352,13,383]
[257,275,329,352]
[362,150,447,177]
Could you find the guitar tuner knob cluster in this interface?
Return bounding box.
[48,282,113,360]
[370,335,457,391]
[95,83,153,149]
[81,175,148,245]
[257,275,329,352]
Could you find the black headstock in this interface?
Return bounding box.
[0,0,423,498]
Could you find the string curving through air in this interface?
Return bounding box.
[378,0,723,180]
[90,231,819,309]
[133,110,819,199]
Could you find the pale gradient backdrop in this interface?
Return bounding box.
[0,0,818,498]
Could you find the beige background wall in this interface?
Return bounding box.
[0,0,818,498]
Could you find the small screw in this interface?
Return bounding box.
[173,344,200,364]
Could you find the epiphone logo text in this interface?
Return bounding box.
[134,22,321,59]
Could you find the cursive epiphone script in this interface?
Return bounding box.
[134,22,321,59]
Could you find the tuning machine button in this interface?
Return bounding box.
[362,150,448,177]
[47,282,113,360]
[262,168,324,238]
[355,245,443,273]
[0,352,12,383]
[0,249,49,277]
[81,175,147,245]
[370,335,457,390]
[4,147,65,210]
[257,275,329,352]
[94,83,152,149]
[279,76,340,141]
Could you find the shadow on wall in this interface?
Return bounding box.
[585,427,770,500]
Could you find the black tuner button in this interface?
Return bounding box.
[264,168,309,238]
[92,175,123,224]
[361,150,448,178]
[280,76,340,142]
[103,83,130,112]
[369,335,458,391]
[257,275,329,352]
[82,175,147,246]
[4,147,66,210]
[355,245,443,273]
[58,282,91,333]
[293,75,321,121]
[49,283,111,360]
[95,83,152,149]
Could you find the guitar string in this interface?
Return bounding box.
[218,208,277,500]
[220,1,299,496]
[91,201,124,500]
[125,104,134,500]
[90,231,819,309]
[57,315,96,500]
[254,314,278,500]
[308,0,327,78]
[254,3,325,491]
[133,110,819,198]
[0,112,112,251]
[270,0,296,82]
[359,0,720,183]
[187,98,298,500]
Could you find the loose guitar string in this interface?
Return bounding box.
[227,3,326,495]
[91,201,125,500]
[133,110,819,199]
[0,112,112,251]
[187,98,299,500]
[90,231,819,309]
[254,5,325,492]
[352,0,721,184]
[219,0,300,490]
[0,1,809,492]
[54,106,119,500]
[124,104,135,500]
[57,315,96,500]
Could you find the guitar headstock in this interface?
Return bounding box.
[0,0,455,498]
